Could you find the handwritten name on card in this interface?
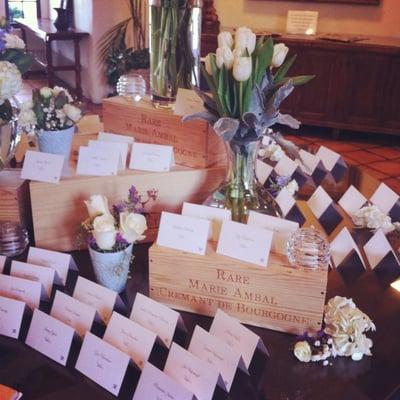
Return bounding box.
[25,309,75,366]
[217,220,273,267]
[21,150,64,184]
[129,142,174,172]
[130,293,180,348]
[0,295,25,339]
[75,332,130,396]
[51,291,97,337]
[76,146,119,176]
[104,311,157,369]
[0,274,41,310]
[157,212,210,255]
[73,276,117,324]
[88,140,128,170]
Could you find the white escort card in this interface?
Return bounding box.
[189,325,246,391]
[157,212,210,255]
[10,260,55,299]
[274,154,307,188]
[164,343,225,400]
[130,293,184,348]
[217,220,273,267]
[370,183,400,220]
[256,159,274,185]
[297,149,327,186]
[210,309,268,369]
[274,187,306,226]
[181,202,231,241]
[338,185,368,216]
[133,362,194,400]
[25,309,75,366]
[174,88,205,116]
[129,142,175,172]
[0,255,5,274]
[0,295,26,339]
[103,311,157,369]
[21,150,64,184]
[50,291,97,337]
[73,276,123,324]
[0,274,41,310]
[247,211,299,255]
[364,230,400,282]
[88,140,128,171]
[27,246,78,286]
[330,227,366,281]
[76,146,120,176]
[316,145,347,183]
[75,332,130,396]
[98,131,134,145]
[307,186,343,235]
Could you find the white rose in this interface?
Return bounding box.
[63,103,82,123]
[272,43,289,68]
[84,194,111,218]
[40,87,53,98]
[294,341,312,362]
[93,214,116,250]
[4,33,25,49]
[235,27,256,55]
[216,46,234,70]
[120,212,147,243]
[233,56,252,82]
[217,31,233,49]
[285,179,299,196]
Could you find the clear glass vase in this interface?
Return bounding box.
[0,221,29,257]
[204,138,283,223]
[149,0,202,109]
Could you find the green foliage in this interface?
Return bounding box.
[32,89,45,128]
[0,48,33,74]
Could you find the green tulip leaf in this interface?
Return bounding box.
[273,54,297,84]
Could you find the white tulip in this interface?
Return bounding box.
[233,47,244,59]
[217,31,233,49]
[92,214,116,250]
[63,103,82,123]
[84,194,111,218]
[233,57,252,82]
[119,212,147,243]
[235,26,256,55]
[294,341,312,362]
[204,53,213,75]
[216,46,234,70]
[272,43,289,68]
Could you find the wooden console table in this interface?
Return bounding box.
[15,18,89,99]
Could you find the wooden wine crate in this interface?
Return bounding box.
[149,242,328,334]
[102,96,226,168]
[29,165,226,252]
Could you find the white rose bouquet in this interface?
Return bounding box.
[80,185,158,252]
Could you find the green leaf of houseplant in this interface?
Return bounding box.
[273,54,297,84]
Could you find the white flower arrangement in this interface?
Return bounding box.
[258,142,284,162]
[3,32,25,50]
[352,204,396,233]
[0,61,22,105]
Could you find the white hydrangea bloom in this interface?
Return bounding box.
[0,61,22,104]
[264,143,284,162]
[4,33,25,49]
[352,205,394,232]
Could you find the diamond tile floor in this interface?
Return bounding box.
[17,77,400,194]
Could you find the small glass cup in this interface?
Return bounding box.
[286,227,330,270]
[0,221,29,257]
[117,73,146,103]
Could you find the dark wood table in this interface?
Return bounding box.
[0,165,400,399]
[15,18,89,99]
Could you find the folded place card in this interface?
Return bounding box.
[247,211,299,255]
[50,290,98,338]
[133,362,194,400]
[274,187,306,226]
[338,185,368,217]
[370,183,400,220]
[330,227,366,282]
[0,274,41,310]
[174,88,205,116]
[25,309,75,366]
[364,230,400,283]
[273,154,308,188]
[21,150,64,184]
[88,139,128,171]
[130,293,185,349]
[73,276,124,324]
[0,255,5,274]
[189,325,246,392]
[181,202,231,242]
[0,295,26,339]
[27,247,78,286]
[10,260,55,299]
[103,311,157,369]
[164,342,226,400]
[256,159,274,185]
[307,186,343,235]
[209,309,268,370]
[316,146,347,183]
[217,220,273,267]
[130,142,175,172]
[297,149,327,186]
[156,212,210,255]
[76,146,119,176]
[98,131,134,144]
[75,332,130,396]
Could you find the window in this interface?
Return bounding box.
[5,0,41,22]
